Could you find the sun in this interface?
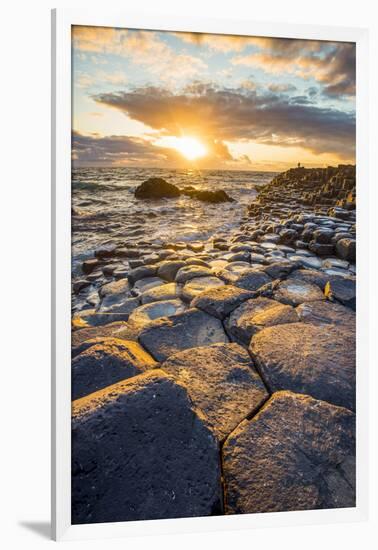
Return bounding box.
[171,137,207,160]
[155,136,207,160]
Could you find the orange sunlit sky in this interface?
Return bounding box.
[72,26,356,171]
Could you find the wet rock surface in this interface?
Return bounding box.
[225,297,299,345]
[72,370,222,523]
[191,285,255,319]
[296,300,355,327]
[138,308,229,361]
[274,279,326,306]
[162,343,268,441]
[72,339,156,400]
[250,322,355,410]
[223,391,355,514]
[181,276,225,302]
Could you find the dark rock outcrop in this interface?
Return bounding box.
[134,177,181,199]
[182,188,234,203]
[223,391,355,514]
[72,370,222,523]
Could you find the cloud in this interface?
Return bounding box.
[72,131,234,167]
[268,83,297,93]
[93,84,355,160]
[72,26,207,82]
[233,40,355,98]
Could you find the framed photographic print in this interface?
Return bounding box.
[51,9,369,541]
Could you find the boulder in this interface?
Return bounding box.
[325,276,356,310]
[138,308,229,361]
[191,285,255,320]
[336,238,356,262]
[157,260,186,281]
[264,259,297,279]
[128,265,157,285]
[182,188,234,203]
[82,258,99,275]
[128,299,186,328]
[274,279,325,306]
[73,280,91,294]
[72,370,222,523]
[99,278,130,298]
[181,276,225,302]
[134,177,181,199]
[288,255,323,270]
[220,268,272,291]
[95,296,141,322]
[288,268,331,290]
[250,322,355,410]
[133,277,165,294]
[73,319,140,349]
[162,343,268,441]
[296,300,355,327]
[175,265,213,284]
[140,282,180,304]
[72,339,156,400]
[225,297,299,345]
[223,391,355,514]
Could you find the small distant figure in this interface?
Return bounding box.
[297,162,301,168]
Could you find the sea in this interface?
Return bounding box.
[72,167,277,274]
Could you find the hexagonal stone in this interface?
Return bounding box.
[140,282,180,304]
[133,277,165,294]
[138,308,229,361]
[157,260,186,282]
[72,298,140,327]
[191,285,255,320]
[72,321,139,353]
[296,301,355,327]
[162,343,268,441]
[181,276,225,302]
[274,279,325,306]
[288,268,330,290]
[336,238,356,262]
[99,278,130,298]
[223,391,355,514]
[72,370,222,523]
[128,265,157,285]
[264,259,297,279]
[325,276,356,310]
[287,255,323,270]
[72,339,157,400]
[225,297,299,345]
[96,296,140,319]
[220,268,272,291]
[128,299,187,328]
[175,265,213,284]
[250,322,355,410]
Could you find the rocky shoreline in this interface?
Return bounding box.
[71,165,356,524]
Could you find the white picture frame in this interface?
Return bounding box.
[51,8,369,541]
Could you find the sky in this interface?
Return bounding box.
[72,26,356,171]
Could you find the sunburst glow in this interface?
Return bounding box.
[155,136,207,160]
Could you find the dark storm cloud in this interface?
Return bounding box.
[93,84,355,159]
